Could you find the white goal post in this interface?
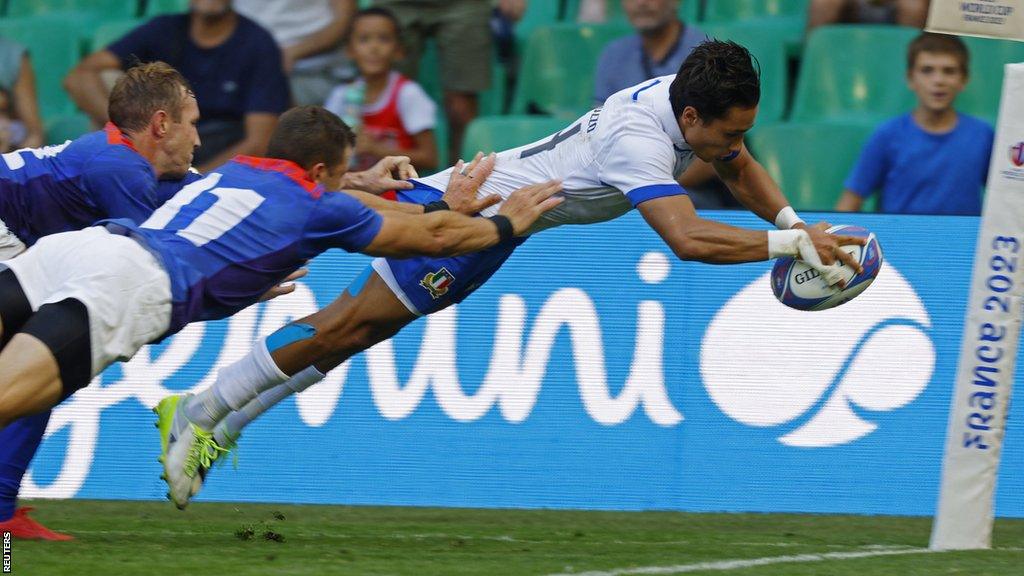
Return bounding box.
[927,1,1024,551]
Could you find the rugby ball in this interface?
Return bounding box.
[771,225,883,311]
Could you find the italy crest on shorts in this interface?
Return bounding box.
[420,267,456,299]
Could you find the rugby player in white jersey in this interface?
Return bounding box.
[160,40,865,507]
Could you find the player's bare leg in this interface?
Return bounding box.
[161,270,418,507]
[0,335,62,430]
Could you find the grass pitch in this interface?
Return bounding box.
[11,499,1024,575]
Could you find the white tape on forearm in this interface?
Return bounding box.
[774,206,805,230]
[767,229,806,258]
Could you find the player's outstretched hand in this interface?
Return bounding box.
[258,268,308,302]
[803,222,866,273]
[499,180,563,235]
[443,152,502,214]
[344,156,418,194]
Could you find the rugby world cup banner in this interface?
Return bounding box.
[926,0,1024,41]
[23,212,1024,517]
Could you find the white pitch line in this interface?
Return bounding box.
[545,546,937,576]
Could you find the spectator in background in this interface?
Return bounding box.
[807,0,930,33]
[0,38,43,151]
[374,0,525,165]
[235,0,357,106]
[835,33,992,215]
[324,8,438,174]
[593,0,705,105]
[63,0,290,172]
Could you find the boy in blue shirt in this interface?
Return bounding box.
[836,33,994,215]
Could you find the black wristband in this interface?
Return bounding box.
[423,200,450,213]
[487,215,515,243]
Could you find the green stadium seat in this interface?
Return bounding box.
[512,22,631,116]
[703,0,808,56]
[791,25,919,126]
[703,0,809,22]
[0,16,83,116]
[90,20,141,54]
[747,122,875,211]
[144,0,186,16]
[460,115,570,161]
[515,0,564,45]
[958,36,1024,125]
[563,0,700,24]
[6,0,140,19]
[701,23,788,123]
[45,112,90,144]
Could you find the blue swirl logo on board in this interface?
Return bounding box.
[700,264,934,447]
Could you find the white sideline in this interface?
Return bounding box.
[544,546,937,576]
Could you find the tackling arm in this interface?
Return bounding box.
[362,181,563,258]
[342,189,424,214]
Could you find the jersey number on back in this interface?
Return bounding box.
[141,173,265,247]
[518,123,581,159]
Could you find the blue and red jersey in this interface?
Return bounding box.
[0,124,169,246]
[104,156,383,335]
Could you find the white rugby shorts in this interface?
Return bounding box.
[4,226,172,376]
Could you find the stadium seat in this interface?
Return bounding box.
[563,0,700,24]
[512,22,631,117]
[958,36,1024,125]
[702,0,807,55]
[6,0,140,19]
[0,16,83,116]
[460,115,570,161]
[514,0,564,45]
[45,112,91,145]
[90,20,141,54]
[143,0,186,16]
[747,122,875,211]
[702,0,809,22]
[791,25,919,126]
[700,23,788,123]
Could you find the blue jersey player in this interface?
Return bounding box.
[0,106,562,510]
[0,62,201,540]
[163,41,870,508]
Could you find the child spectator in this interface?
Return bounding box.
[325,7,438,175]
[835,33,993,215]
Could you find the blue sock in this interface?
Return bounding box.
[0,411,51,521]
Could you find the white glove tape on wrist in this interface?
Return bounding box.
[774,206,805,230]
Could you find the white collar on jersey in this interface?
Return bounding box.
[645,76,687,148]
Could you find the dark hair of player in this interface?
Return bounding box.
[907,33,969,76]
[266,106,356,170]
[107,61,194,132]
[347,6,402,42]
[669,40,761,122]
